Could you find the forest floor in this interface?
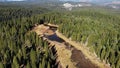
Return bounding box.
[32,24,110,68]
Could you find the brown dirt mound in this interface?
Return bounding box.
[71,49,98,68]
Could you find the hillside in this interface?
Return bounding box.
[0,2,120,68]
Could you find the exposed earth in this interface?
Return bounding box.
[32,24,110,68]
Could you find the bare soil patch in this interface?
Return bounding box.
[71,49,98,68]
[32,24,110,68]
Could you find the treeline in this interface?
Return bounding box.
[0,5,49,22]
[0,12,57,68]
[36,10,120,68]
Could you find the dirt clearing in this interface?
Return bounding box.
[32,24,110,68]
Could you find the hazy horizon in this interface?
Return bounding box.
[0,0,120,3]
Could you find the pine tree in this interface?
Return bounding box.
[12,56,19,68]
[30,49,37,66]
[0,62,4,68]
[39,62,42,68]
[41,58,45,68]
[47,62,50,68]
[116,58,120,68]
[26,61,31,68]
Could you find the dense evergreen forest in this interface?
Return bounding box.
[38,10,120,68]
[0,4,120,68]
[0,6,57,68]
[0,5,48,22]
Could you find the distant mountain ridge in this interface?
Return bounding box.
[0,0,120,4]
[0,0,120,9]
[102,1,120,9]
[0,0,59,2]
[0,0,119,3]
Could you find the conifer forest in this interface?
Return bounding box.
[0,0,120,68]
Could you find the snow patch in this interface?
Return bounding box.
[63,3,91,11]
[111,5,119,9]
[63,3,73,10]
